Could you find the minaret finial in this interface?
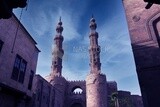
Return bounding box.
[90,15,97,31]
[92,14,94,18]
[59,16,61,22]
[56,17,63,34]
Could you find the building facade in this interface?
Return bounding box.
[122,0,160,107]
[0,15,40,107]
[118,91,143,107]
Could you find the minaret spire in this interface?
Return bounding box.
[59,16,61,22]
[51,17,64,76]
[89,16,101,74]
[91,14,94,18]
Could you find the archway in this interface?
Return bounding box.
[70,103,83,107]
[72,86,83,94]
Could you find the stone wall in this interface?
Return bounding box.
[122,0,160,106]
[49,75,67,107]
[131,95,144,107]
[107,81,118,107]
[0,15,39,107]
[0,15,39,97]
[66,80,86,107]
[86,73,107,107]
[118,91,132,107]
[0,91,16,107]
[32,75,54,107]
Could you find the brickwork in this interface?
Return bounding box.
[118,91,132,107]
[50,76,67,107]
[131,95,144,107]
[86,73,107,107]
[33,75,51,107]
[66,80,86,107]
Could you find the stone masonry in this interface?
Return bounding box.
[123,0,160,107]
[0,15,39,107]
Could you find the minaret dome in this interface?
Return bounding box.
[90,17,97,31]
[56,17,63,34]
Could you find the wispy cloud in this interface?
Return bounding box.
[53,8,81,41]
[63,66,87,81]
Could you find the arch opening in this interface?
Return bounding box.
[71,103,83,107]
[72,86,83,94]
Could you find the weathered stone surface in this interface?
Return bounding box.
[0,15,39,107]
[123,0,160,106]
[86,73,107,107]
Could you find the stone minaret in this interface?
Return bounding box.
[49,18,66,107]
[86,16,108,107]
[89,16,101,74]
[51,17,64,77]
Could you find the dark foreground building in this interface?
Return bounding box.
[123,0,160,107]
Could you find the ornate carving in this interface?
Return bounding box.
[132,15,141,22]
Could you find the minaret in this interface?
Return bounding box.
[89,16,101,74]
[51,17,64,77]
[49,18,66,107]
[86,16,108,107]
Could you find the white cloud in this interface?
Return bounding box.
[31,11,51,36]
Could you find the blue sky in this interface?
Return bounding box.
[14,0,141,95]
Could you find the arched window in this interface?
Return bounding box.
[72,86,83,94]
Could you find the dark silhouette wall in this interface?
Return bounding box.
[123,0,160,107]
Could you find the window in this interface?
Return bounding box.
[11,55,27,83]
[72,86,83,94]
[28,70,34,90]
[0,39,4,53]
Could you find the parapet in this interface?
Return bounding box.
[68,80,86,84]
[49,75,67,86]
